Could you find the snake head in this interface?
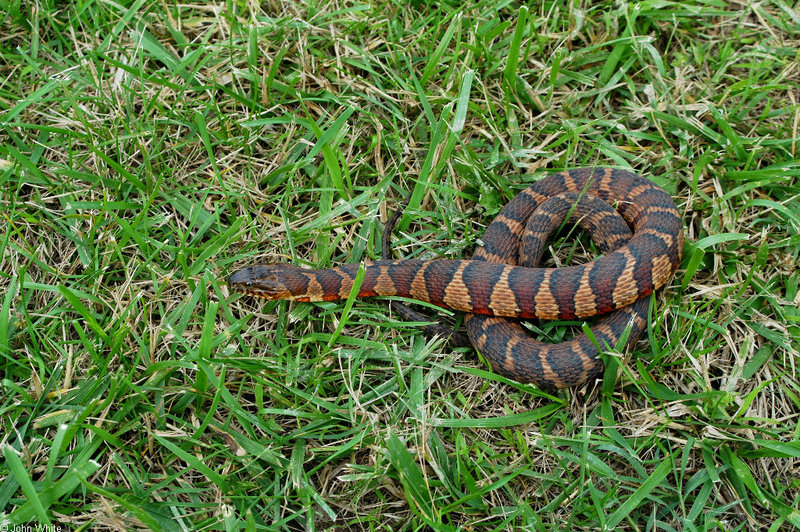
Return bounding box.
[228,264,307,300]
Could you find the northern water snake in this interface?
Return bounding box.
[229,167,683,388]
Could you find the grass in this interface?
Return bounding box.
[1,0,799,530]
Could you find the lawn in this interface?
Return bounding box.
[1,1,799,530]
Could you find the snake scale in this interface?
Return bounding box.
[229,168,683,389]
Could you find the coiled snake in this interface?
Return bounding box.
[229,168,683,389]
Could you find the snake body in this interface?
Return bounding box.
[230,168,683,388]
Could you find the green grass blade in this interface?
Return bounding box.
[606,456,673,528]
[3,444,52,525]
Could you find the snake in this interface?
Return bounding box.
[229,168,683,389]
